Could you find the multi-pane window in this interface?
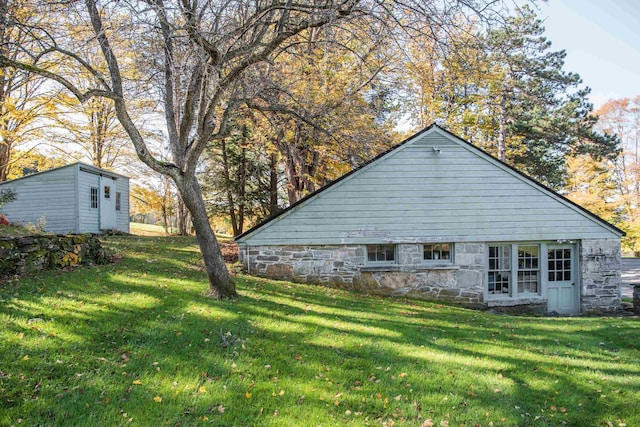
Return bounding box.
[517,245,540,294]
[488,244,574,298]
[90,187,98,209]
[367,244,396,263]
[548,248,572,282]
[488,245,510,295]
[116,192,121,211]
[424,243,452,262]
[104,186,111,199]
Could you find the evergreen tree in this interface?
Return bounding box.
[402,6,618,189]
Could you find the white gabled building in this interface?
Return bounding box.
[0,162,129,234]
[236,125,624,315]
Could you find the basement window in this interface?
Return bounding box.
[423,243,452,263]
[367,244,396,264]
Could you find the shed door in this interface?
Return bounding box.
[546,245,578,314]
[100,176,117,230]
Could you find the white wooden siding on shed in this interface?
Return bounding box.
[77,169,103,233]
[239,128,621,246]
[0,165,77,233]
[116,176,130,233]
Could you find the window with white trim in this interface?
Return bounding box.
[488,244,543,298]
[548,248,571,282]
[116,192,121,211]
[367,244,396,263]
[518,245,540,294]
[104,185,111,199]
[423,243,452,263]
[90,187,98,209]
[488,245,511,295]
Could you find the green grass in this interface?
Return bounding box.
[1,236,639,427]
[129,222,233,242]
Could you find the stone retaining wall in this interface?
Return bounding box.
[580,239,622,314]
[0,234,109,278]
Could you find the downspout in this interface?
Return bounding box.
[247,245,250,274]
[237,242,250,274]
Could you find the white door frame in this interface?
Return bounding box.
[545,244,579,315]
[99,176,117,230]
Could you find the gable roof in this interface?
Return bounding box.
[236,124,624,242]
[0,162,128,186]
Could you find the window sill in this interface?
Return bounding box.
[361,264,402,272]
[416,264,459,271]
[486,296,545,307]
[360,264,460,273]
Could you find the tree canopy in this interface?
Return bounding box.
[0,0,515,297]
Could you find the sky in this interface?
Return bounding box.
[540,0,640,109]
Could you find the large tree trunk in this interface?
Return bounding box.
[176,195,189,236]
[177,173,236,298]
[220,138,240,236]
[269,152,279,216]
[0,138,10,181]
[238,144,246,234]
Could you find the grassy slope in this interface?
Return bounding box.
[0,236,638,427]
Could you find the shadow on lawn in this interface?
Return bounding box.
[1,236,639,426]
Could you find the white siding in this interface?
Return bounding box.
[240,127,621,245]
[116,176,130,233]
[77,169,102,233]
[0,165,78,233]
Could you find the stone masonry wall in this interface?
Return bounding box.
[0,234,109,278]
[241,239,624,314]
[240,243,486,307]
[580,238,622,314]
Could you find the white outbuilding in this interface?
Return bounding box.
[0,162,129,234]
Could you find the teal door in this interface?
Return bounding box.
[546,245,578,314]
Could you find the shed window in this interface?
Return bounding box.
[116,192,121,211]
[424,243,452,262]
[367,244,396,263]
[104,186,111,199]
[90,187,98,209]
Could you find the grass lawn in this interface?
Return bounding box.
[129,223,233,242]
[129,222,179,236]
[1,236,639,427]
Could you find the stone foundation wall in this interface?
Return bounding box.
[0,234,109,278]
[580,238,622,314]
[241,239,624,314]
[240,243,486,307]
